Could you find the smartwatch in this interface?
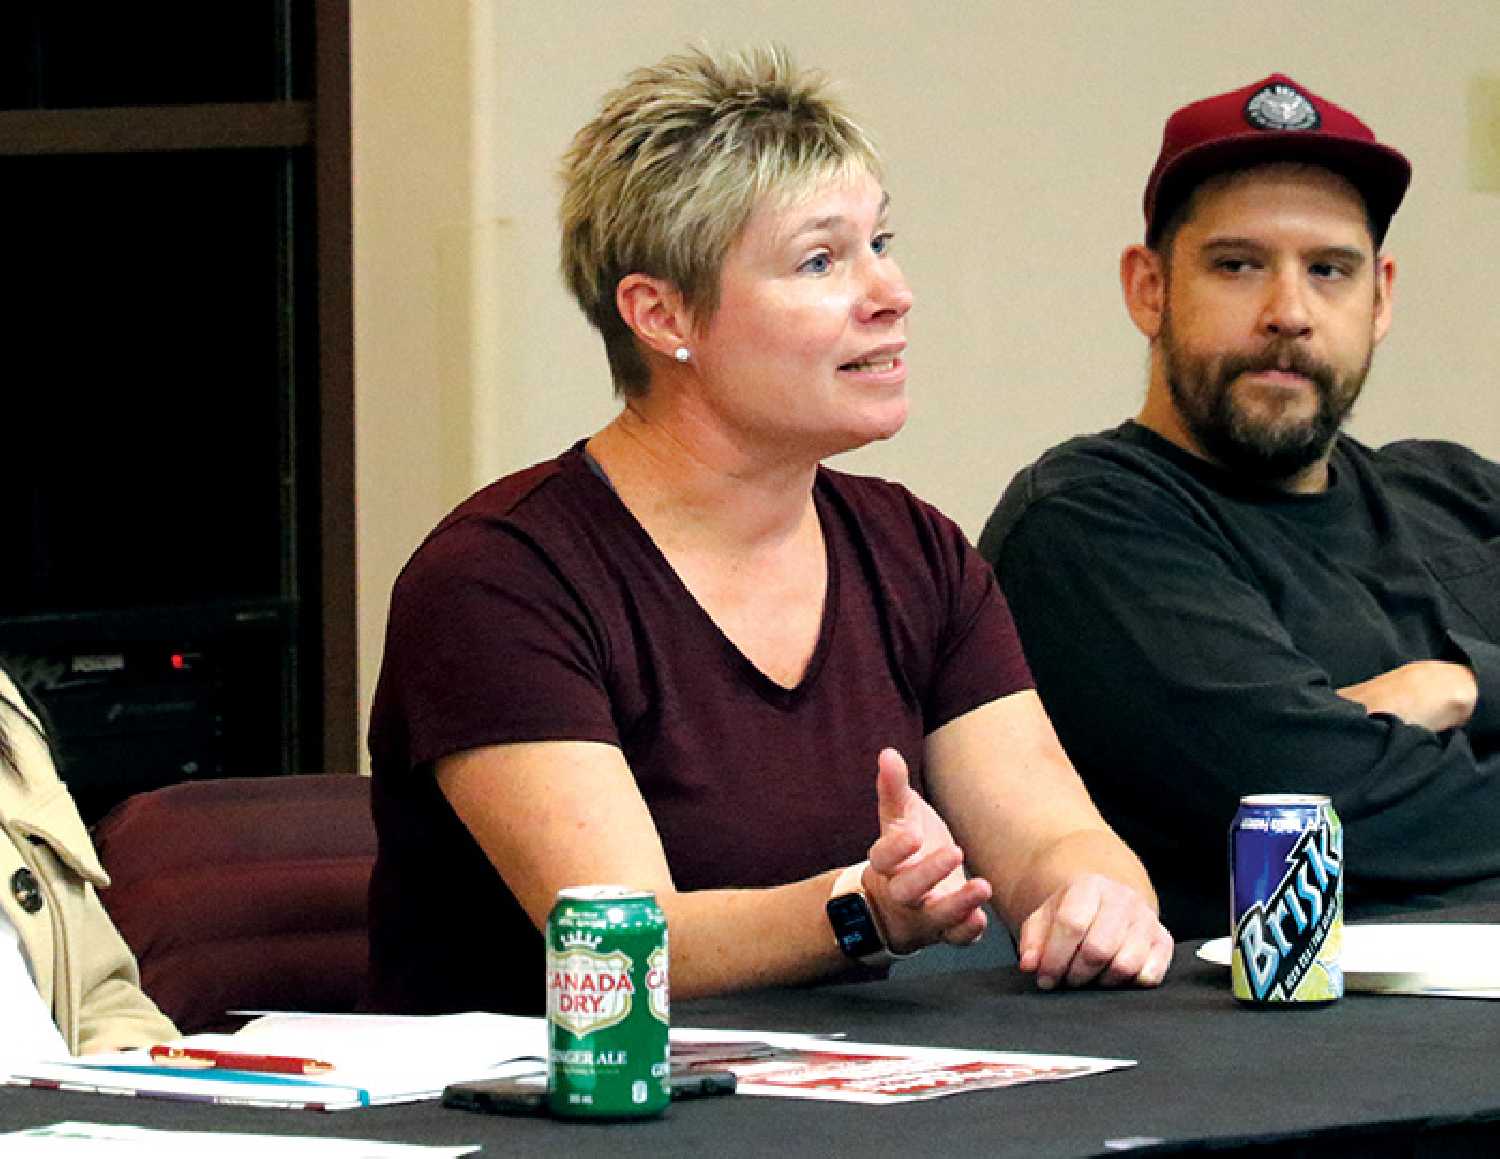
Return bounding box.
[826,862,911,968]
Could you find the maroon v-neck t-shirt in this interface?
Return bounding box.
[367,445,1032,1014]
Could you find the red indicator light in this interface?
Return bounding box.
[170,653,189,671]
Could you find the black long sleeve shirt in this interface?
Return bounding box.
[981,422,1500,938]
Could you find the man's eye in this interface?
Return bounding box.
[1310,262,1349,280]
[799,252,832,275]
[1215,258,1254,273]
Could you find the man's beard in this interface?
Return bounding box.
[1160,308,1372,485]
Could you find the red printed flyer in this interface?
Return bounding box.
[670,1028,1133,1105]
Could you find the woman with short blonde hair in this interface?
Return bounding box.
[560,46,880,396]
[368,44,1171,1016]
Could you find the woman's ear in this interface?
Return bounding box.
[1120,244,1167,341]
[616,274,692,360]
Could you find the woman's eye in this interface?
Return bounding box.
[799,252,832,275]
[871,232,894,257]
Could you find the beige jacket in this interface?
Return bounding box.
[0,672,177,1054]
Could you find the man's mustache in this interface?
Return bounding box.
[1217,342,1338,395]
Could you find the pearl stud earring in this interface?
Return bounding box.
[674,346,691,363]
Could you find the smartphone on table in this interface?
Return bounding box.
[442,1068,736,1116]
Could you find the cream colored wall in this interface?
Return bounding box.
[353,1,1500,767]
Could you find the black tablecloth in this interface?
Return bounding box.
[5,920,1500,1157]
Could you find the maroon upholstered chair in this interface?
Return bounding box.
[92,774,376,1035]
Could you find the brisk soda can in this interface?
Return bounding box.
[1230,794,1344,1005]
[546,886,670,1118]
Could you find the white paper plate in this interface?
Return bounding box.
[1196,923,1500,994]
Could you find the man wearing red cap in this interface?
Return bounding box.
[980,75,1500,939]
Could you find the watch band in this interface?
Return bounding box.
[831,863,875,913]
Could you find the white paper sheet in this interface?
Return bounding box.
[7,1013,547,1110]
[2,1121,478,1157]
[1197,923,1500,996]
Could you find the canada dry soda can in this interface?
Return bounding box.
[1230,794,1344,1005]
[546,886,670,1118]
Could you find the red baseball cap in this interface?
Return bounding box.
[1143,73,1411,246]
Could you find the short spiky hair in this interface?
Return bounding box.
[559,44,882,396]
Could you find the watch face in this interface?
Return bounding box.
[826,891,885,959]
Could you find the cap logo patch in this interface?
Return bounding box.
[1244,82,1320,131]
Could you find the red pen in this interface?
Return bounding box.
[149,1046,336,1075]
